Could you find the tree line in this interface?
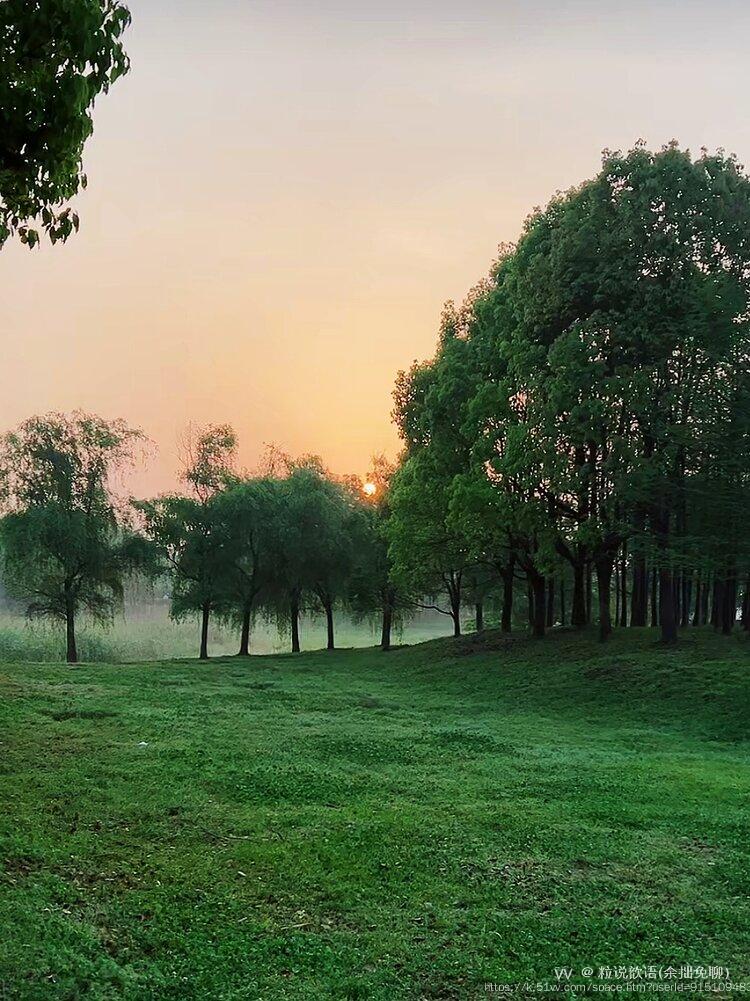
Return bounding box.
[2,144,749,661]
[387,143,750,645]
[0,417,411,662]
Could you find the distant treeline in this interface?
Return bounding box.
[2,144,749,661]
[0,418,408,662]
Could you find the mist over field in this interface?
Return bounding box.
[0,600,453,663]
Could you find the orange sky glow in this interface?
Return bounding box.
[2,0,750,496]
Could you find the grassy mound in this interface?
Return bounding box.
[1,629,749,999]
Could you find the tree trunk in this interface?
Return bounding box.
[546,577,554,628]
[692,574,702,627]
[630,552,647,627]
[451,595,461,637]
[325,601,335,650]
[445,573,462,637]
[501,569,513,632]
[571,561,586,629]
[559,578,566,627]
[290,595,301,653]
[711,579,722,629]
[199,603,210,660]
[680,574,691,629]
[701,576,710,626]
[381,603,392,651]
[741,579,750,632]
[238,603,252,656]
[475,601,484,633]
[530,573,546,638]
[650,567,659,627]
[65,597,78,665]
[659,568,677,643]
[722,569,737,635]
[585,563,592,624]
[595,555,613,642]
[618,546,628,627]
[614,562,620,627]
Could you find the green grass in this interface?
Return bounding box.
[1,628,749,999]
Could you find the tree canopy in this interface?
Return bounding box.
[0,412,143,662]
[0,0,131,248]
[390,144,750,643]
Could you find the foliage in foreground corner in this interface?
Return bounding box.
[0,0,131,248]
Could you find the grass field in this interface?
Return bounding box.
[1,629,749,999]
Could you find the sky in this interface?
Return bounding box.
[2,0,750,494]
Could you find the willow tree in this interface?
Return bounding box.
[213,477,279,656]
[254,460,353,653]
[348,456,414,651]
[306,476,361,652]
[0,412,142,662]
[137,425,238,659]
[137,494,233,660]
[0,0,131,248]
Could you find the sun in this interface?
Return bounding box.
[363,481,377,497]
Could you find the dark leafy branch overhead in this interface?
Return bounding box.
[0,0,131,248]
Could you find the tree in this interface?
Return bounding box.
[309,477,360,652]
[0,412,142,662]
[213,477,280,656]
[389,307,484,637]
[137,424,238,659]
[137,493,233,660]
[0,0,131,248]
[449,469,518,633]
[387,451,469,637]
[391,145,750,647]
[180,424,237,501]
[503,144,750,641]
[259,459,358,653]
[348,456,414,651]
